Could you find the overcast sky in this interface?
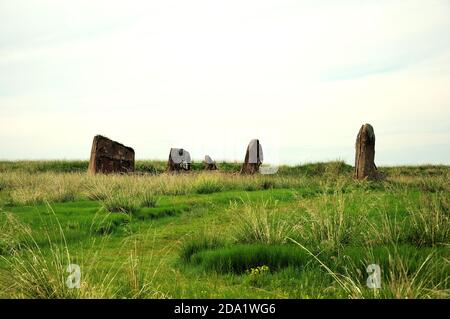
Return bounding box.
[1,0,449,165]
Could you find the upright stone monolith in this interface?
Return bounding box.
[355,124,378,180]
[88,135,135,174]
[167,148,191,172]
[240,139,263,174]
[204,155,217,170]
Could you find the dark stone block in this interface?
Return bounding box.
[355,124,379,180]
[88,135,134,174]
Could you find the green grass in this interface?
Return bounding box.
[0,160,448,299]
[188,244,312,273]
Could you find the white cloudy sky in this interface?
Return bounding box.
[1,0,449,165]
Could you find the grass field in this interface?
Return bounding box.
[0,160,448,298]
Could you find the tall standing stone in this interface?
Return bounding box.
[88,135,135,174]
[355,124,378,180]
[241,139,263,174]
[167,148,192,172]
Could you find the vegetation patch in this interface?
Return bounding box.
[102,195,140,214]
[195,179,223,194]
[139,193,158,208]
[188,244,312,273]
[405,193,449,247]
[180,235,226,263]
[92,213,131,235]
[0,161,448,298]
[133,205,188,221]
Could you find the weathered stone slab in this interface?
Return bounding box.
[204,155,217,170]
[240,139,263,174]
[168,148,191,172]
[88,135,135,174]
[355,124,378,180]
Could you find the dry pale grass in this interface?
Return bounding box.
[1,171,311,206]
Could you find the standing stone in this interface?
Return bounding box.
[88,135,135,174]
[167,148,192,172]
[355,124,378,180]
[240,139,263,174]
[204,155,217,170]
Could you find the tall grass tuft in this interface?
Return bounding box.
[119,236,168,298]
[194,176,223,194]
[406,193,450,247]
[0,213,23,256]
[139,193,158,208]
[366,208,404,246]
[0,208,84,298]
[294,193,358,251]
[382,250,448,298]
[231,200,294,245]
[180,234,225,263]
[102,192,140,214]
